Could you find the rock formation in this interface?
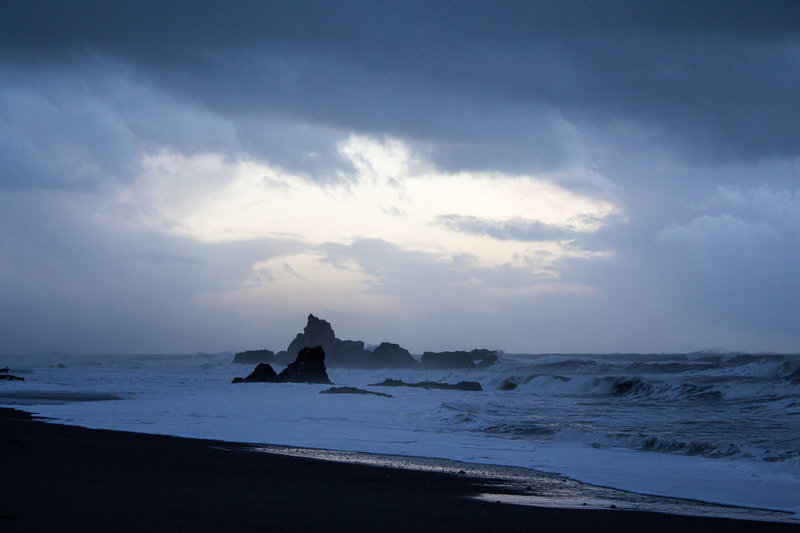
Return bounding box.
[369,378,482,392]
[420,349,499,369]
[0,367,23,381]
[232,349,275,365]
[232,314,502,370]
[472,349,500,368]
[278,345,332,384]
[284,314,370,367]
[273,350,292,366]
[420,351,473,369]
[232,363,278,383]
[500,378,518,391]
[367,342,419,369]
[287,315,336,355]
[232,346,332,384]
[319,386,393,398]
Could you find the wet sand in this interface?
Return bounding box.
[0,408,796,532]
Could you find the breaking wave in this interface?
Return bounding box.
[451,353,800,470]
[589,376,725,402]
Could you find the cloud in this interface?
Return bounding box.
[3,2,798,168]
[0,81,137,190]
[98,136,619,271]
[0,62,244,191]
[0,127,624,352]
[659,184,800,247]
[435,215,574,242]
[709,185,800,230]
[434,209,619,242]
[0,190,308,353]
[657,214,775,246]
[644,184,800,344]
[1,3,799,354]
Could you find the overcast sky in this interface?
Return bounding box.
[1,1,799,355]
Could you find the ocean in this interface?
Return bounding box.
[1,351,798,520]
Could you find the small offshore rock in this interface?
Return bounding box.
[500,379,518,391]
[231,363,278,383]
[370,378,482,392]
[320,386,393,398]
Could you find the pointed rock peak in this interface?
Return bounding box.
[304,314,336,341]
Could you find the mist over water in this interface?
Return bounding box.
[1,351,798,517]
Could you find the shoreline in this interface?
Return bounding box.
[1,408,797,532]
[247,443,797,523]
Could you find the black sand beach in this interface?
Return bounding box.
[0,408,796,532]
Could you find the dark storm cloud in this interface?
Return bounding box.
[0,62,233,191]
[3,1,799,168]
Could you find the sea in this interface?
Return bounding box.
[1,351,798,521]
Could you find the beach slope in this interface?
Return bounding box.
[0,408,795,532]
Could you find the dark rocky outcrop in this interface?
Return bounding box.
[273,350,292,366]
[285,314,370,367]
[369,378,482,392]
[320,386,393,398]
[334,340,370,367]
[232,349,275,365]
[421,351,473,369]
[474,349,500,368]
[0,367,23,381]
[500,378,518,391]
[232,346,332,384]
[278,346,332,384]
[367,342,419,369]
[420,349,499,369]
[242,314,501,370]
[232,363,279,383]
[287,315,335,355]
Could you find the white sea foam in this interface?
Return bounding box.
[1,352,798,518]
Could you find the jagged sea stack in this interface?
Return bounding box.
[283,314,369,367]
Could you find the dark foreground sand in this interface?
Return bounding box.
[1,408,796,532]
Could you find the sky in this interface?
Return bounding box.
[1,1,799,355]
